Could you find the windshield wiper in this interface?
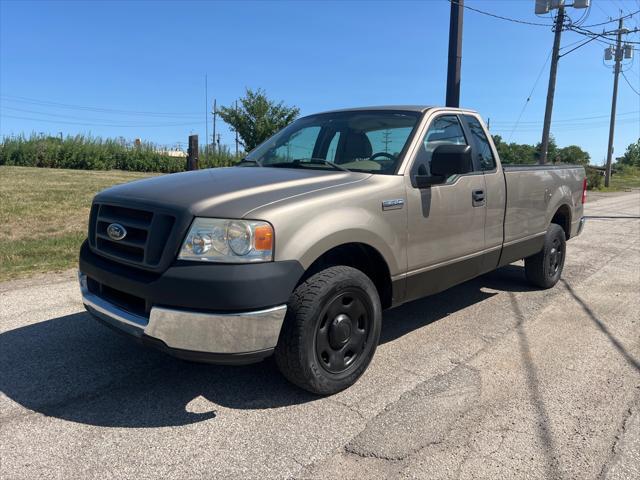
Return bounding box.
[236,158,263,167]
[293,158,351,172]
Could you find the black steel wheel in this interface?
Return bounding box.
[548,236,564,277]
[525,223,566,289]
[275,266,382,395]
[315,288,373,374]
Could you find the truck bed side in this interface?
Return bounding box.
[499,164,585,266]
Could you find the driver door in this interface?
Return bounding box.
[403,114,487,302]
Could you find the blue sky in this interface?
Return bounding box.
[0,0,638,164]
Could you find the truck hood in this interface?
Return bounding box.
[95,166,370,218]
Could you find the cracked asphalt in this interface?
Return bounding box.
[1,191,639,480]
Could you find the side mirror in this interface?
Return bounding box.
[430,144,473,177]
[414,174,446,188]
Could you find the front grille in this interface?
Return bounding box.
[88,203,176,269]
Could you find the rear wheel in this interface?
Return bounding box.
[275,266,381,395]
[525,223,566,289]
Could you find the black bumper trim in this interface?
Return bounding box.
[79,240,304,312]
[141,335,274,365]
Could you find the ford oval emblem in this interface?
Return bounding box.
[107,223,127,241]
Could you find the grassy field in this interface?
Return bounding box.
[603,167,640,191]
[0,166,154,281]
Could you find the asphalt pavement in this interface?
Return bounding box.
[1,191,638,480]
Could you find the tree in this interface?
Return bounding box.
[535,136,558,163]
[618,139,640,167]
[557,145,590,165]
[218,88,300,151]
[492,135,537,165]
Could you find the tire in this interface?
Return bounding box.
[524,223,566,289]
[275,266,382,395]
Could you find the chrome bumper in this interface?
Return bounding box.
[79,272,287,356]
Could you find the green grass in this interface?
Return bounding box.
[603,166,640,191]
[0,166,154,281]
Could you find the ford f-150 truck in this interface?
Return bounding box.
[79,106,586,394]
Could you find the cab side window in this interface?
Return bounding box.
[413,115,467,176]
[463,115,496,171]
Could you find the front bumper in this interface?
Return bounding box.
[80,272,287,364]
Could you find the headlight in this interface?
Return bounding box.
[178,218,273,263]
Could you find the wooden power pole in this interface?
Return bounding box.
[605,17,624,188]
[235,100,239,157]
[212,99,217,154]
[187,134,199,171]
[446,0,464,108]
[540,6,565,165]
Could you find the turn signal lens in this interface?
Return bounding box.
[254,225,274,251]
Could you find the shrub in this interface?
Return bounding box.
[0,134,240,173]
[585,166,603,190]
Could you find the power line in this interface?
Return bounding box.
[559,35,599,57]
[621,70,640,95]
[0,114,200,128]
[507,49,552,141]
[447,0,553,27]
[0,95,202,117]
[581,8,639,27]
[568,24,640,45]
[491,118,639,133]
[0,105,203,125]
[491,110,639,126]
[593,1,614,20]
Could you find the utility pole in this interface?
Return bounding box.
[187,134,199,171]
[382,129,392,152]
[235,100,239,157]
[446,0,464,108]
[605,17,624,187]
[540,6,564,164]
[212,99,217,154]
[536,0,590,164]
[205,74,209,156]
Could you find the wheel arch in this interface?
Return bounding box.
[299,242,394,309]
[551,203,572,239]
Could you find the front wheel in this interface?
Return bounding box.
[525,223,566,289]
[275,266,382,395]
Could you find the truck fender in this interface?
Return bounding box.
[278,208,402,276]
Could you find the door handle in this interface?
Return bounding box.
[472,189,485,207]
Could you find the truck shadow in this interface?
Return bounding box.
[0,265,535,428]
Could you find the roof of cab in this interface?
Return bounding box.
[313,105,477,115]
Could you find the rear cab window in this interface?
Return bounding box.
[462,115,496,171]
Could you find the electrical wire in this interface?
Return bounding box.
[447,1,553,27]
[0,105,204,125]
[491,110,639,126]
[491,118,639,133]
[582,9,639,27]
[0,114,201,128]
[621,70,640,95]
[0,95,202,117]
[568,2,592,28]
[506,49,552,142]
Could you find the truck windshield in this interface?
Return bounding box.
[243,110,421,174]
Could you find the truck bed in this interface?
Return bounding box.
[502,164,585,248]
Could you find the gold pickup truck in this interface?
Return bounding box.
[79,106,586,394]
